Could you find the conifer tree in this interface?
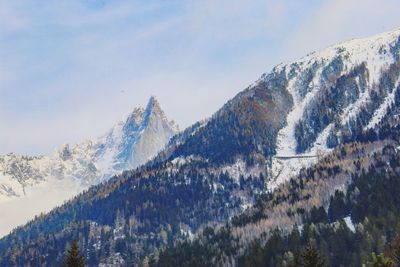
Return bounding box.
[365,253,393,267]
[62,240,87,267]
[298,242,325,267]
[388,230,400,266]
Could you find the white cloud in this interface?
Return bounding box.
[282,0,400,62]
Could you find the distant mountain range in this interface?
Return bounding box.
[1,28,400,267]
[0,96,178,236]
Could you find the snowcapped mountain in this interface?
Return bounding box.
[261,28,400,188]
[89,96,179,179]
[147,28,400,198]
[0,96,178,236]
[160,28,400,190]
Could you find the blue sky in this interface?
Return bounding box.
[1,0,400,155]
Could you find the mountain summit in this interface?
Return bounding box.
[0,97,178,236]
[93,96,178,177]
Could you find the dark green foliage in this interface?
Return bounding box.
[365,253,394,267]
[328,190,350,222]
[0,159,266,266]
[61,240,86,267]
[388,229,400,266]
[309,206,328,224]
[155,142,400,267]
[170,70,292,165]
[154,226,236,267]
[297,242,325,267]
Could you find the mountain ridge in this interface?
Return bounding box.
[0,96,178,237]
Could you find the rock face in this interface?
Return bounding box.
[0,97,178,236]
[91,96,178,179]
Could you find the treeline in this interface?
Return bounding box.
[151,142,400,267]
[167,68,292,166]
[0,157,266,266]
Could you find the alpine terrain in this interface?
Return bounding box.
[2,28,400,267]
[0,96,178,237]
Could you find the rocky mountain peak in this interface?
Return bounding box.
[146,95,161,110]
[0,97,180,237]
[145,96,165,119]
[142,96,179,132]
[124,107,145,128]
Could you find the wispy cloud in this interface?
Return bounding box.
[1,0,399,155]
[282,0,400,61]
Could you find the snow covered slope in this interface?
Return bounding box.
[153,28,400,192]
[268,28,400,188]
[0,96,178,236]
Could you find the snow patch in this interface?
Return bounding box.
[220,159,247,183]
[268,28,400,190]
[343,216,356,233]
[365,79,400,129]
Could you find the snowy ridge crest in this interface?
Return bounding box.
[267,27,400,189]
[0,97,179,236]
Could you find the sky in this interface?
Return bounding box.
[1,0,400,155]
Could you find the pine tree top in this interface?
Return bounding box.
[298,242,325,267]
[61,240,87,267]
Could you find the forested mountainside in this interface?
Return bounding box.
[1,28,400,266]
[0,97,178,237]
[153,114,400,266]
